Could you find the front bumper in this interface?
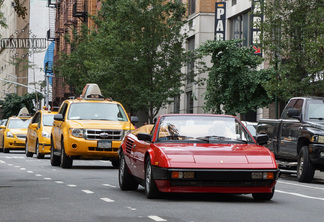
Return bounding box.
[63,136,121,160]
[309,143,324,168]
[5,137,26,149]
[152,166,279,194]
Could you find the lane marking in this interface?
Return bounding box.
[148,216,167,222]
[67,184,77,187]
[35,174,42,177]
[44,177,52,180]
[20,168,26,170]
[125,206,137,211]
[27,171,33,173]
[55,181,64,184]
[100,198,115,203]
[102,184,116,188]
[82,190,94,194]
[14,166,20,168]
[278,180,324,191]
[277,190,324,201]
[0,160,5,163]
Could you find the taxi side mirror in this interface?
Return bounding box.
[0,125,5,129]
[54,114,64,121]
[30,123,38,129]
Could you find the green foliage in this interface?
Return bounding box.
[55,0,189,122]
[198,39,272,115]
[260,0,324,101]
[0,93,43,119]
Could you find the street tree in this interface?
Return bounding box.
[198,39,272,115]
[0,93,43,119]
[260,0,324,101]
[56,0,191,122]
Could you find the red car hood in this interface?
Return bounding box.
[155,143,277,169]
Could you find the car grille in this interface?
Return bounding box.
[16,135,26,139]
[125,138,134,154]
[85,129,123,140]
[171,180,274,187]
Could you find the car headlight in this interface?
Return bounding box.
[312,135,324,144]
[69,128,84,138]
[42,130,50,138]
[6,131,14,138]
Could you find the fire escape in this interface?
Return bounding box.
[73,0,87,22]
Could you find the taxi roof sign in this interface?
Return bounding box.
[18,107,30,117]
[80,83,104,100]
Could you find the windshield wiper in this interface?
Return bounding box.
[195,136,226,142]
[309,117,324,120]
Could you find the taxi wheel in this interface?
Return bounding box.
[60,140,73,169]
[111,160,119,168]
[145,157,160,199]
[50,139,61,166]
[36,141,44,159]
[25,140,33,157]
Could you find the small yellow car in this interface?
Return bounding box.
[26,109,58,158]
[0,108,31,153]
[51,83,137,168]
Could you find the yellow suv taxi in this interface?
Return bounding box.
[0,108,31,153]
[26,109,58,158]
[50,84,137,168]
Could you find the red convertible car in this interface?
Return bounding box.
[118,114,279,200]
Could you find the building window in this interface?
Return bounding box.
[186,91,193,113]
[188,0,195,16]
[230,12,251,47]
[173,96,180,113]
[186,36,195,85]
[232,0,237,6]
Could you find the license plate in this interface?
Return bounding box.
[97,140,112,149]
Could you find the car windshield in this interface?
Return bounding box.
[156,115,254,143]
[67,103,128,121]
[305,99,324,120]
[7,118,31,129]
[43,114,55,126]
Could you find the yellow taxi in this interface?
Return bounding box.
[26,109,58,158]
[51,83,137,168]
[0,108,32,153]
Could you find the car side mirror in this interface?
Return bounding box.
[287,108,301,120]
[255,134,269,146]
[131,116,139,124]
[0,125,5,129]
[30,123,38,129]
[54,114,64,121]
[137,133,151,142]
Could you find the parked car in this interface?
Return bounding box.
[118,114,278,200]
[0,108,31,153]
[26,109,58,158]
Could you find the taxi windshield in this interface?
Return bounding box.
[67,103,128,121]
[8,119,31,129]
[43,114,55,126]
[157,115,254,143]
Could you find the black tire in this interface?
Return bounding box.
[60,140,73,169]
[111,159,119,168]
[0,136,4,152]
[3,137,9,153]
[50,138,61,166]
[25,140,33,157]
[36,140,44,159]
[297,146,315,183]
[118,154,138,190]
[252,187,275,201]
[145,157,160,199]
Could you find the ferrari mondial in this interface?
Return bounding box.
[118,114,279,200]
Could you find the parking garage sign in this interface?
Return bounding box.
[215,2,226,41]
[251,0,263,56]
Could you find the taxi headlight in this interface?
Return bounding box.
[122,130,131,141]
[69,128,84,138]
[6,131,14,138]
[312,135,324,144]
[42,130,50,138]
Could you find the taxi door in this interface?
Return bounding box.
[28,112,41,152]
[53,103,68,152]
